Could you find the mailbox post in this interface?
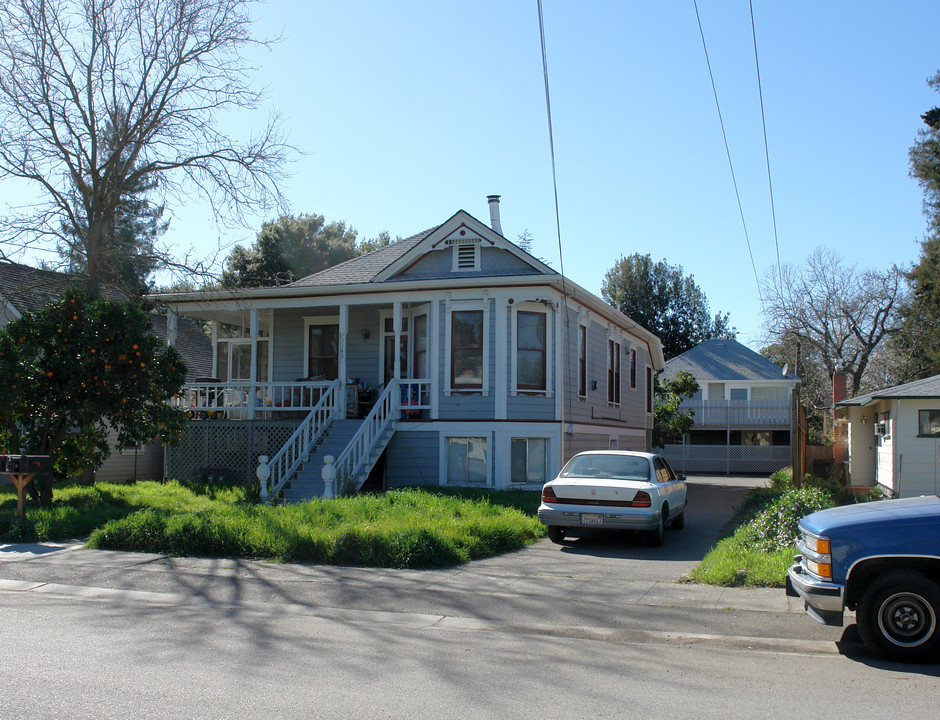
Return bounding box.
[0,455,53,521]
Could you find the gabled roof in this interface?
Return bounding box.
[662,338,797,382]
[286,227,438,287]
[836,373,940,407]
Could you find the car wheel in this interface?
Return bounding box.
[856,570,940,662]
[547,526,566,544]
[647,508,665,547]
[671,510,685,530]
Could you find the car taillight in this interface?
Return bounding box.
[541,486,559,503]
[631,491,651,507]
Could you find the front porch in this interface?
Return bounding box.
[167,379,432,500]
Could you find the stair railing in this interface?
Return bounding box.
[327,380,400,496]
[258,379,340,503]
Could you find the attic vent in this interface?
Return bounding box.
[451,241,481,272]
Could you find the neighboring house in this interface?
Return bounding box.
[834,373,940,498]
[0,261,211,482]
[659,338,799,474]
[154,198,665,500]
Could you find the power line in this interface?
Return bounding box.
[692,0,763,304]
[749,0,781,271]
[536,0,572,457]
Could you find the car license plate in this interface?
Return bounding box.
[581,513,603,526]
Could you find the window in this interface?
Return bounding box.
[517,311,546,390]
[381,316,408,384]
[646,366,653,413]
[413,314,428,379]
[630,348,637,389]
[447,437,487,484]
[307,324,339,379]
[215,320,269,382]
[730,388,748,401]
[751,386,788,402]
[511,438,548,484]
[451,310,483,389]
[608,339,621,404]
[918,410,940,437]
[578,325,587,397]
[653,457,675,483]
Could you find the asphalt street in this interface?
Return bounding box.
[2,475,938,718]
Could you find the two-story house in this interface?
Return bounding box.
[154,198,665,500]
[659,338,799,474]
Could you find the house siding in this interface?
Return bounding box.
[896,399,940,497]
[385,431,439,487]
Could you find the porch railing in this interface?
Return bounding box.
[329,380,400,495]
[259,379,340,502]
[173,380,335,419]
[681,400,791,427]
[398,378,432,418]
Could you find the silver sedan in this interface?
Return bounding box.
[537,450,687,546]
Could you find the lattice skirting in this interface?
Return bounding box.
[661,444,790,475]
[166,420,301,485]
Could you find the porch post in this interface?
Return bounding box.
[166,309,178,347]
[248,308,259,420]
[393,302,402,380]
[339,305,349,416]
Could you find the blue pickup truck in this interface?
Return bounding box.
[786,495,940,662]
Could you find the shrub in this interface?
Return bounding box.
[738,486,835,553]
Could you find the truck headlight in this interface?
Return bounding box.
[804,534,831,555]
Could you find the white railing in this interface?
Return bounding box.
[173,380,334,419]
[259,380,340,502]
[329,380,400,495]
[398,378,432,418]
[681,400,791,427]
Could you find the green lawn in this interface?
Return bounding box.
[0,480,544,568]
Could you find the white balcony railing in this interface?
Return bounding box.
[173,381,335,419]
[681,400,791,427]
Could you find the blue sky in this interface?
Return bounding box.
[4,1,940,351]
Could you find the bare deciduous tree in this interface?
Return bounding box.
[762,248,905,398]
[0,0,291,293]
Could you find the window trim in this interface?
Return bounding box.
[445,301,489,395]
[510,437,550,485]
[442,434,491,486]
[510,303,552,396]
[303,315,340,381]
[578,323,587,398]
[917,409,940,437]
[607,338,621,405]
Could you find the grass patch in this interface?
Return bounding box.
[689,467,882,587]
[0,480,543,568]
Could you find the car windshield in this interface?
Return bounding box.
[559,454,650,481]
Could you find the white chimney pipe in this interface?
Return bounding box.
[487,195,502,235]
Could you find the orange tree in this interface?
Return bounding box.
[0,287,187,504]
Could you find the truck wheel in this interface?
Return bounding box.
[856,570,940,662]
[547,526,566,544]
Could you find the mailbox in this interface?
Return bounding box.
[0,454,53,475]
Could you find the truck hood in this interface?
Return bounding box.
[800,495,940,537]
